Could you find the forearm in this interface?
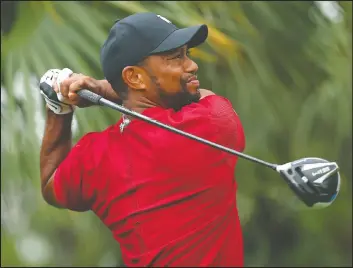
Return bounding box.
[40,108,73,190]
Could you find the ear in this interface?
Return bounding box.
[121,66,147,91]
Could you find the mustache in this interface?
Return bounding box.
[182,73,198,83]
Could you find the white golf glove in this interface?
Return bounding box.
[39,68,75,115]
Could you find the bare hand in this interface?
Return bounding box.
[53,73,120,108]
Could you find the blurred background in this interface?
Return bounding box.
[1,1,352,267]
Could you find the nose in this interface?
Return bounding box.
[184,57,198,74]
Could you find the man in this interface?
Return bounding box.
[39,13,246,267]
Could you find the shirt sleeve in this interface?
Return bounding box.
[155,95,246,172]
[172,95,245,150]
[53,132,100,212]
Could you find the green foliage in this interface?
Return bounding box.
[1,1,352,267]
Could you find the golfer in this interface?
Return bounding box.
[39,12,246,267]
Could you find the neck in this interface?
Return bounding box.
[122,96,158,120]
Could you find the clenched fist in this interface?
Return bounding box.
[54,72,118,108]
[40,68,122,114]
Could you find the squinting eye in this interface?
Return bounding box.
[170,54,182,60]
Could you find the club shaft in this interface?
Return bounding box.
[78,89,278,170]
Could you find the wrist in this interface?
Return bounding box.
[46,105,74,120]
[45,102,74,115]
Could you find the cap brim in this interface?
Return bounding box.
[150,24,208,54]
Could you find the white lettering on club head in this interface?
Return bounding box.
[157,15,172,24]
[312,166,331,177]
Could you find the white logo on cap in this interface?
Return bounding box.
[157,15,172,24]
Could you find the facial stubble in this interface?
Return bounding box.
[152,76,201,111]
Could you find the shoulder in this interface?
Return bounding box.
[75,124,118,147]
[156,94,245,151]
[198,94,235,113]
[134,95,235,136]
[74,132,100,147]
[72,132,103,159]
[164,94,236,126]
[131,95,237,133]
[127,94,242,143]
[71,124,119,165]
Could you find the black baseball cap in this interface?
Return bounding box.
[100,12,208,91]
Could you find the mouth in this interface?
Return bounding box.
[187,75,200,87]
[187,75,198,82]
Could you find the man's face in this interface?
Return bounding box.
[142,45,201,110]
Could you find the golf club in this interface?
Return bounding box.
[76,89,340,207]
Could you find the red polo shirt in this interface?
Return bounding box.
[54,95,246,267]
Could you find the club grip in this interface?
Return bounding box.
[77,89,102,104]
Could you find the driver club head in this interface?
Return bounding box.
[276,157,341,207]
